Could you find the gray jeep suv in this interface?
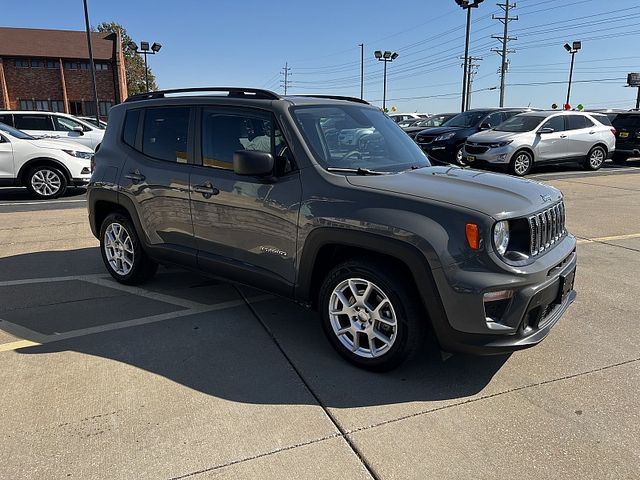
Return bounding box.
[87,88,577,371]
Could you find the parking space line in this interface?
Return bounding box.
[0,294,272,353]
[577,232,640,244]
[0,199,86,207]
[0,274,110,287]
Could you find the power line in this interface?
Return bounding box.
[280,62,291,95]
[491,1,517,107]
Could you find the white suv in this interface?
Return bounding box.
[0,111,105,152]
[0,122,93,199]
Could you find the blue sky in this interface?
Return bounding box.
[3,0,640,113]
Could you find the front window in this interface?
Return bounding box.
[292,105,430,172]
[443,111,490,128]
[495,115,546,132]
[0,122,36,140]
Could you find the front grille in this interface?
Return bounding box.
[416,135,436,144]
[465,143,490,155]
[529,202,566,256]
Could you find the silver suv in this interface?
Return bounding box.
[463,111,616,176]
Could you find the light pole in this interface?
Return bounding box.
[374,50,398,111]
[455,0,484,112]
[130,41,162,92]
[564,41,581,109]
[359,43,364,100]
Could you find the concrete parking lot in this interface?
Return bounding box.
[1,163,639,479]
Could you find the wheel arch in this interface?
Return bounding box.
[17,157,72,186]
[590,142,608,155]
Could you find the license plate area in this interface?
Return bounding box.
[555,268,576,305]
[466,155,476,162]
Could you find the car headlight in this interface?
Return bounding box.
[434,132,456,142]
[62,149,93,159]
[493,220,510,255]
[488,140,513,148]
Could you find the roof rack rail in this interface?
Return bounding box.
[292,94,370,105]
[125,87,281,103]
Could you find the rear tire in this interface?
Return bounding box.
[318,260,426,371]
[25,165,67,199]
[509,150,533,176]
[584,145,606,171]
[99,213,158,285]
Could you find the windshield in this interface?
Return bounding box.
[0,122,35,140]
[416,114,453,128]
[292,105,430,172]
[443,111,489,128]
[494,115,546,132]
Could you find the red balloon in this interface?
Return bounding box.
[563,103,571,110]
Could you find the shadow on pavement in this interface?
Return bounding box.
[2,247,509,408]
[0,186,87,201]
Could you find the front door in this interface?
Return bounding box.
[535,115,567,162]
[0,134,14,179]
[119,106,196,267]
[190,106,301,296]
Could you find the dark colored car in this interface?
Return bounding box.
[415,108,528,165]
[611,112,640,163]
[87,88,576,371]
[402,113,457,139]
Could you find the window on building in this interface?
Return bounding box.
[46,60,60,69]
[84,101,97,116]
[14,114,54,131]
[142,107,190,163]
[80,62,90,70]
[34,100,49,111]
[50,101,65,113]
[99,101,113,116]
[15,59,30,68]
[31,59,45,69]
[19,100,34,110]
[95,62,109,71]
[69,101,83,116]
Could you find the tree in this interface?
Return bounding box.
[96,22,158,95]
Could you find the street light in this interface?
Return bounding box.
[130,40,162,93]
[564,40,581,109]
[374,50,399,111]
[455,0,484,112]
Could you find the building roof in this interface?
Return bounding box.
[0,27,115,60]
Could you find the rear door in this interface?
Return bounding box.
[0,133,14,179]
[190,106,301,296]
[565,114,596,159]
[13,114,55,139]
[535,115,568,162]
[119,106,197,267]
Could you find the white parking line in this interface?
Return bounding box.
[577,232,640,244]
[0,199,86,206]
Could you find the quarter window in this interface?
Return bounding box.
[123,109,141,148]
[14,114,53,131]
[142,107,190,163]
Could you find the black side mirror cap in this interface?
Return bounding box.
[233,150,274,176]
[479,123,491,130]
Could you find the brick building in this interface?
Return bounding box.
[0,27,128,117]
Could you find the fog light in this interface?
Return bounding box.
[483,290,513,302]
[497,153,507,161]
[484,290,514,329]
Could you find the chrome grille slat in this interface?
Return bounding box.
[528,201,566,257]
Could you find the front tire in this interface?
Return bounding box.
[99,213,157,285]
[455,146,465,165]
[26,166,67,199]
[318,260,426,371]
[509,150,533,176]
[584,145,606,171]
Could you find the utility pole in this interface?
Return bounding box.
[455,0,484,112]
[461,56,483,110]
[82,0,100,126]
[280,62,291,95]
[359,43,364,99]
[491,1,517,107]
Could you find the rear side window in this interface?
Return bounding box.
[566,115,593,130]
[591,114,612,126]
[142,107,190,163]
[0,114,13,127]
[122,109,141,147]
[613,115,640,129]
[14,114,53,131]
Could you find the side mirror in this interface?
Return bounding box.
[233,150,274,176]
[479,122,491,130]
[72,126,84,135]
[538,127,554,134]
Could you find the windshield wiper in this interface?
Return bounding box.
[326,167,391,176]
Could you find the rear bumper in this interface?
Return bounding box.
[71,177,90,187]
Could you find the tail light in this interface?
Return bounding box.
[90,155,96,173]
[611,128,617,136]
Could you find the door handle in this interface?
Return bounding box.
[560,134,568,138]
[125,170,145,183]
[193,182,219,199]
[589,131,596,134]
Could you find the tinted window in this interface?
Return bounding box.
[54,116,84,131]
[201,109,284,170]
[612,115,640,129]
[123,110,141,147]
[566,115,593,130]
[445,111,490,128]
[0,115,13,127]
[14,114,53,131]
[495,115,546,132]
[483,112,504,128]
[503,110,524,120]
[142,107,190,163]
[590,114,612,126]
[541,116,565,132]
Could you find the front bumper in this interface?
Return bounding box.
[463,144,517,166]
[418,141,459,163]
[427,235,577,355]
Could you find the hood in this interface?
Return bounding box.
[404,125,440,134]
[345,165,562,219]
[26,138,93,153]
[467,129,521,143]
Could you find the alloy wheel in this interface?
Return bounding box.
[589,148,605,169]
[31,169,62,197]
[103,222,135,276]
[513,153,531,175]
[328,278,398,358]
